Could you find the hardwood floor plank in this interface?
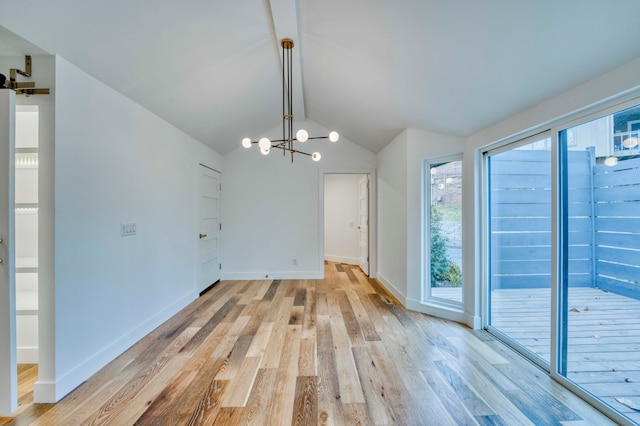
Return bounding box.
[351,346,398,424]
[344,287,380,342]
[245,321,274,358]
[301,285,317,340]
[342,402,374,426]
[328,304,365,404]
[266,325,301,424]
[433,359,495,417]
[185,380,229,426]
[214,406,244,424]
[336,291,366,347]
[136,357,227,425]
[293,286,307,307]
[131,368,197,425]
[105,354,190,426]
[215,334,254,381]
[291,376,317,426]
[242,368,277,425]
[288,305,304,326]
[262,280,281,301]
[315,292,329,317]
[424,366,482,426]
[316,316,347,425]
[209,315,251,359]
[179,295,241,356]
[3,262,618,426]
[298,337,317,377]
[261,296,293,369]
[222,356,261,407]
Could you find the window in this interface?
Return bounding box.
[424,156,463,306]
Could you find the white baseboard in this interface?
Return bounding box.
[324,255,359,265]
[222,270,322,280]
[376,273,407,306]
[34,381,57,404]
[35,290,197,403]
[17,347,38,364]
[465,313,482,330]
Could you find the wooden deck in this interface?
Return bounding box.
[491,286,640,423]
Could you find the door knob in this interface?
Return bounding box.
[199,233,207,239]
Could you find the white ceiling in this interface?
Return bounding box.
[2,0,640,154]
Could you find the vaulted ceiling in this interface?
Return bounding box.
[2,0,640,154]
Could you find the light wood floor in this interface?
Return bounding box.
[1,262,615,425]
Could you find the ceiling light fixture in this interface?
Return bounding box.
[604,156,618,167]
[241,38,338,162]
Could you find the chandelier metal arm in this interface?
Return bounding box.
[269,144,312,156]
[240,38,338,162]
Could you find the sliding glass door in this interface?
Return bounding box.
[486,102,640,423]
[486,134,552,365]
[559,105,640,424]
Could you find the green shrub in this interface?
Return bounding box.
[430,207,451,286]
[447,261,462,287]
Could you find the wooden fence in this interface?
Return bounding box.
[593,156,640,298]
[490,149,593,289]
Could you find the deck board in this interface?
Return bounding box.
[491,286,640,418]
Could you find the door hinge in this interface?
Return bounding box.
[219,263,222,270]
[220,183,222,191]
[219,223,222,230]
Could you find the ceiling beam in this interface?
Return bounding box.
[268,0,306,121]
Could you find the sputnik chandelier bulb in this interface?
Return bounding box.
[241,38,339,162]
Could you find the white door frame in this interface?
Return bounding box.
[319,168,377,279]
[0,90,17,415]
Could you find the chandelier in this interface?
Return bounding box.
[241,38,339,162]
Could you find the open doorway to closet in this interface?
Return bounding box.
[323,173,370,276]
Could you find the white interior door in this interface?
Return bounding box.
[197,165,221,293]
[358,174,369,276]
[0,90,17,415]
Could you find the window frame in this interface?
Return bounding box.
[422,153,464,309]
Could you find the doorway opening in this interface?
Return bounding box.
[15,105,39,407]
[323,173,370,276]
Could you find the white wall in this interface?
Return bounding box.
[376,130,407,300]
[45,55,222,401]
[223,120,376,279]
[324,174,361,265]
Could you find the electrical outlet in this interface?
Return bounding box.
[121,223,137,236]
